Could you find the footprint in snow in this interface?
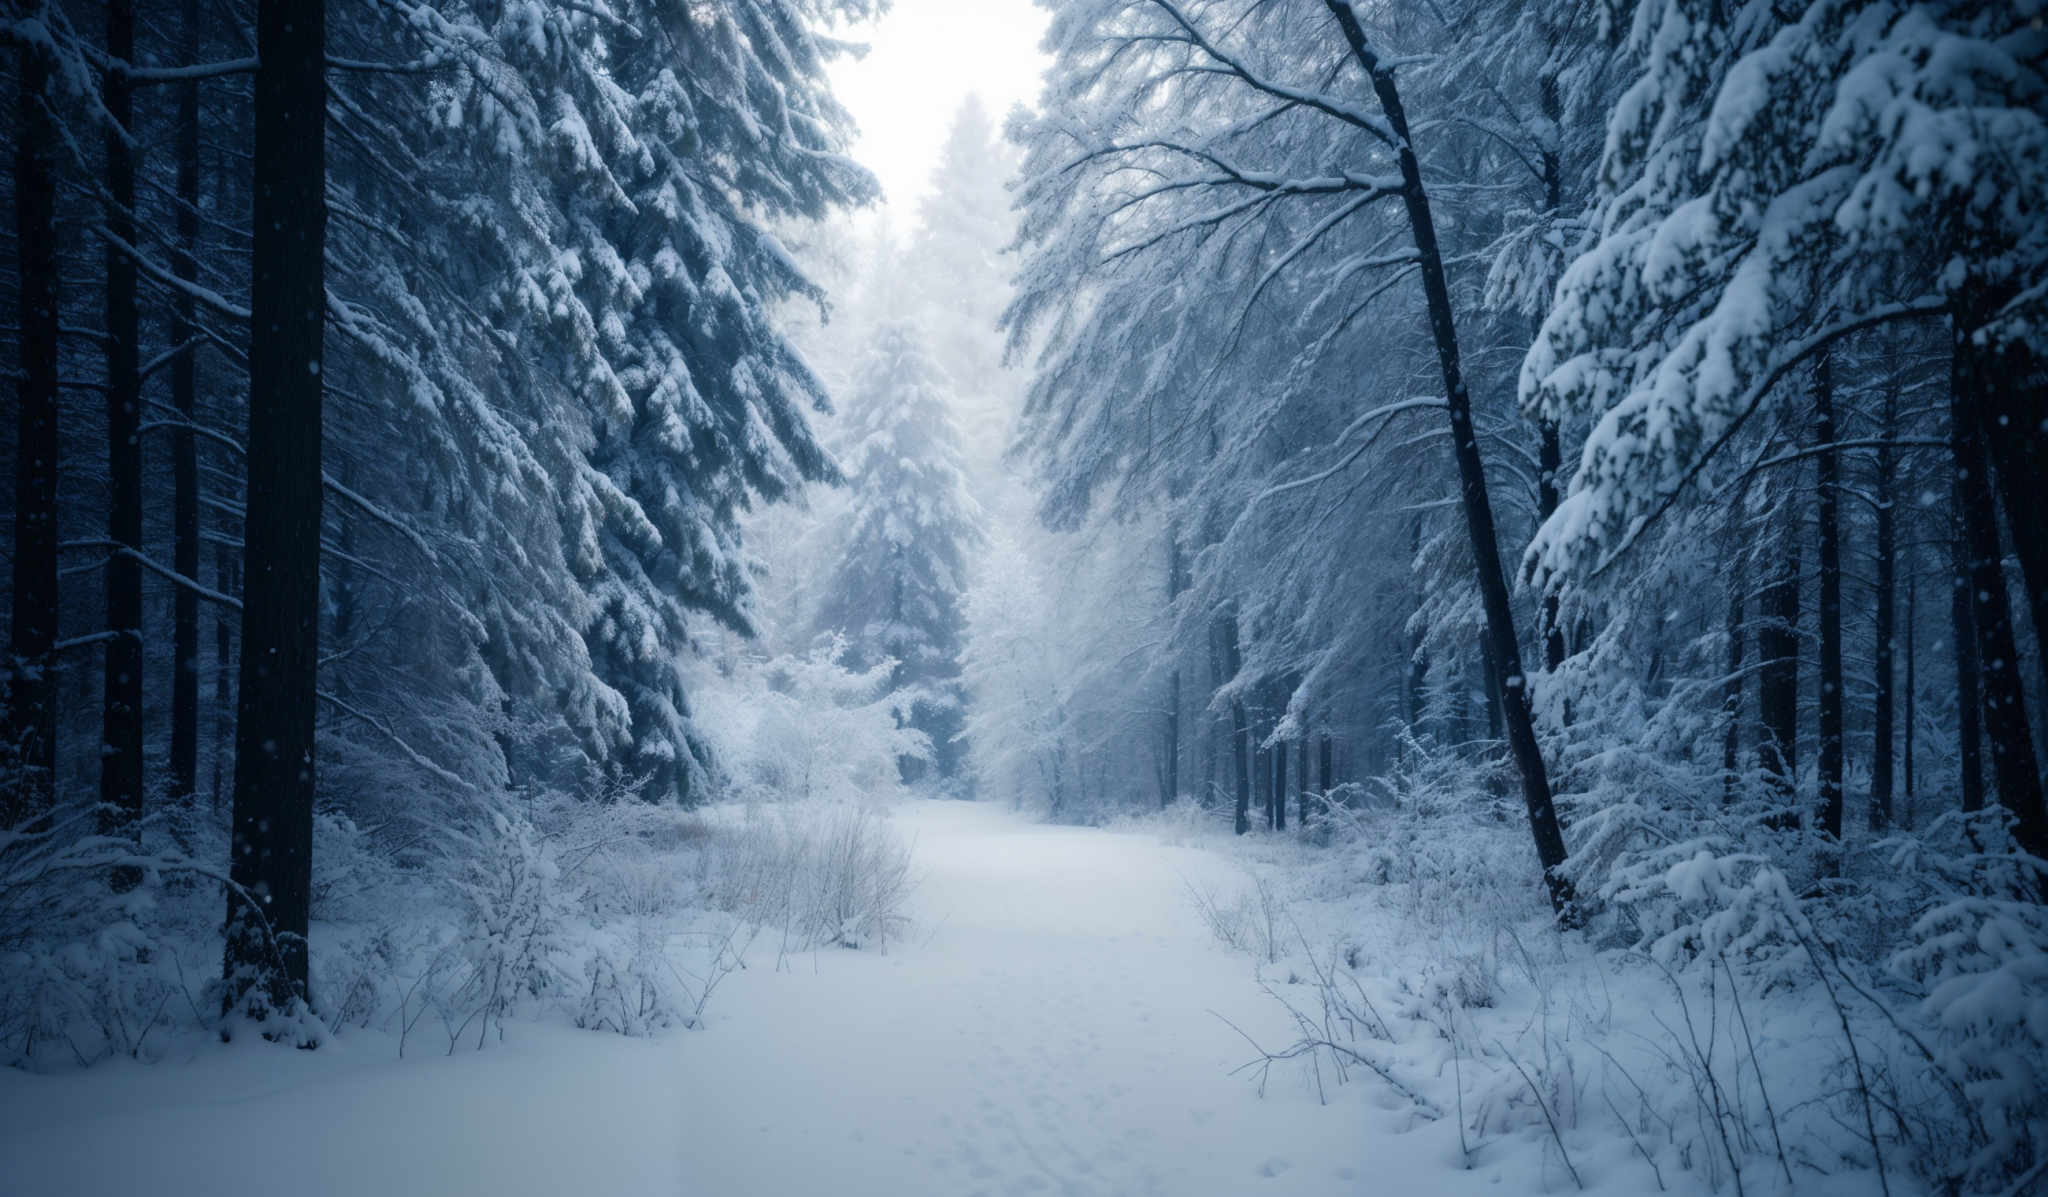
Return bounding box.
[1257,1157,1292,1179]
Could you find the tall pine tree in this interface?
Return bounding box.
[819,324,982,786]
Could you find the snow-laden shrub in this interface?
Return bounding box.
[555,795,735,1035]
[311,810,410,925]
[701,803,915,951]
[443,811,572,1049]
[803,804,916,948]
[1605,841,1815,973]
[1374,729,1507,821]
[0,801,318,1064]
[1292,737,1541,935]
[1881,810,2048,1190]
[691,637,929,805]
[1107,795,1228,845]
[1186,872,1288,963]
[309,791,728,1049]
[1573,800,2048,1191]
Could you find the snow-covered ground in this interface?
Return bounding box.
[3,799,1902,1197]
[0,801,1474,1197]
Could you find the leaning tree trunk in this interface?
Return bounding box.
[1535,76,1568,686]
[1538,418,1567,679]
[1950,322,2047,868]
[100,0,146,864]
[1322,0,1574,920]
[168,0,203,808]
[1814,353,1845,843]
[223,0,327,1019]
[7,43,60,828]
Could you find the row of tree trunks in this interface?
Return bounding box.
[1735,328,2018,851]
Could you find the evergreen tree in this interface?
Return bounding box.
[818,324,982,785]
[547,0,875,803]
[907,95,1022,479]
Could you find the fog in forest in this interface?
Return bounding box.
[2,2,2045,1194]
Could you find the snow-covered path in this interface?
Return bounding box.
[670,801,1385,1196]
[2,802,1453,1196]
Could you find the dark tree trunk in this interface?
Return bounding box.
[169,0,203,808]
[1903,572,1916,826]
[101,0,147,864]
[1255,719,1270,824]
[1163,667,1180,808]
[211,547,237,810]
[331,457,356,643]
[1535,75,1568,684]
[223,0,327,1018]
[1815,353,1845,843]
[1163,526,1186,807]
[1205,616,1223,807]
[1232,705,1250,834]
[1758,515,1801,815]
[1322,1,1573,919]
[1538,421,1566,679]
[1223,618,1249,834]
[1272,729,1286,831]
[1406,640,1427,734]
[1871,372,1899,830]
[1951,324,2047,866]
[1404,521,1426,734]
[1479,634,1511,800]
[1480,634,1504,743]
[1318,734,1332,798]
[6,45,60,827]
[1951,505,1985,815]
[1977,342,2048,709]
[1296,724,1309,828]
[1721,519,1746,807]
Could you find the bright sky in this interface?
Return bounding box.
[829,0,1051,215]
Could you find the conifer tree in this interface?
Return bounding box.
[819,324,983,785]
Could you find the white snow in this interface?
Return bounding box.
[0,802,1460,1197]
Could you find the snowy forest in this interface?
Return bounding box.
[2,0,2045,1194]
